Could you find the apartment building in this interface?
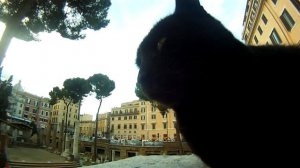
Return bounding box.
[50,100,79,133]
[80,114,93,121]
[110,100,177,141]
[8,80,51,128]
[97,112,111,138]
[242,0,300,45]
[80,114,95,137]
[8,81,25,118]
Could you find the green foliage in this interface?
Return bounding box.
[135,82,149,101]
[0,0,111,40]
[49,77,92,105]
[63,77,92,103]
[48,86,63,105]
[0,76,13,120]
[88,73,115,100]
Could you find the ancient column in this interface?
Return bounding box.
[72,121,80,160]
[62,133,71,158]
[52,124,57,150]
[111,150,115,161]
[45,123,51,146]
[58,123,63,153]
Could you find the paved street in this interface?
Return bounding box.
[7,147,67,163]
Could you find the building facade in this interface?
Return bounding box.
[80,121,95,137]
[50,100,79,132]
[7,81,51,128]
[110,100,177,141]
[80,114,95,137]
[80,114,93,122]
[97,112,111,138]
[242,0,300,45]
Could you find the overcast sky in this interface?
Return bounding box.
[1,0,247,119]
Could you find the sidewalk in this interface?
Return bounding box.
[7,147,67,163]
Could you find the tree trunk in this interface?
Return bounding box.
[63,103,70,151]
[93,98,102,162]
[0,25,13,66]
[77,100,82,121]
[0,0,36,66]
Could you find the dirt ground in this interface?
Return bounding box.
[7,147,68,163]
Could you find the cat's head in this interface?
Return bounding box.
[136,0,242,108]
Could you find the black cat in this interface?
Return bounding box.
[136,0,299,168]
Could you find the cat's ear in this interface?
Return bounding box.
[175,0,207,15]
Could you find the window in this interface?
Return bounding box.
[124,116,127,120]
[247,22,253,31]
[124,124,127,129]
[134,115,137,119]
[141,115,145,120]
[163,122,167,129]
[250,11,256,22]
[151,114,156,119]
[25,107,29,111]
[254,36,259,44]
[134,124,137,129]
[129,124,132,129]
[258,26,263,35]
[111,125,114,131]
[111,117,114,121]
[262,14,268,25]
[270,29,282,45]
[253,0,259,11]
[280,9,295,31]
[244,34,249,41]
[152,123,156,129]
[117,124,121,129]
[272,0,277,5]
[141,124,145,130]
[291,0,300,13]
[118,116,121,120]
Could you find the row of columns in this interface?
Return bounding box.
[45,121,80,160]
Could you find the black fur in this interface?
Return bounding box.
[136,0,299,167]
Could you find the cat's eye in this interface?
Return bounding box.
[157,37,167,51]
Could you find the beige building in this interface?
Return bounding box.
[80,114,93,121]
[80,114,95,137]
[50,100,79,132]
[242,0,300,45]
[97,112,111,138]
[80,121,95,137]
[110,100,177,141]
